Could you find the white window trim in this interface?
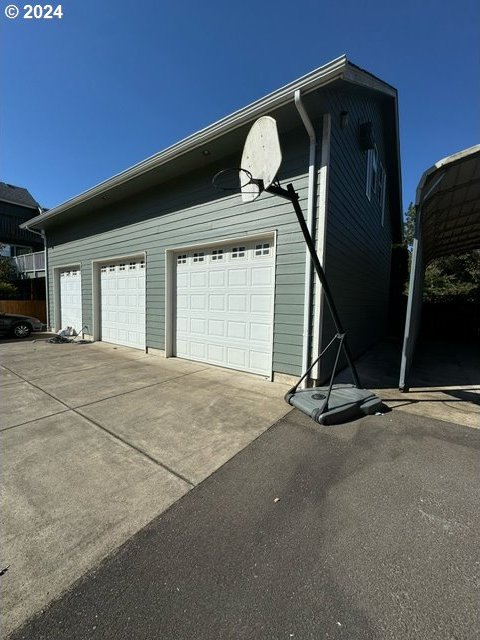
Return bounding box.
[366,145,380,201]
[381,167,387,227]
[366,145,387,225]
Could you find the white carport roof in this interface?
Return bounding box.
[399,144,480,390]
[419,145,480,261]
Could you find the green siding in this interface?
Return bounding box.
[47,130,311,376]
[316,88,394,379]
[45,86,398,381]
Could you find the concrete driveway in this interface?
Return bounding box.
[0,338,291,637]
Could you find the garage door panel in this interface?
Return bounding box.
[250,322,270,342]
[100,259,145,350]
[60,269,82,333]
[177,273,188,287]
[190,318,207,335]
[208,295,225,311]
[252,266,274,286]
[189,294,205,310]
[190,342,207,359]
[227,321,247,340]
[226,347,247,368]
[175,241,274,376]
[228,268,248,287]
[177,338,188,354]
[207,343,224,363]
[250,350,271,372]
[177,294,188,310]
[251,294,273,314]
[227,294,247,312]
[207,319,224,337]
[191,272,207,288]
[177,317,188,332]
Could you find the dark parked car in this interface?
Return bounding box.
[0,312,45,338]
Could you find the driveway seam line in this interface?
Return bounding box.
[1,363,209,410]
[23,354,153,381]
[73,368,212,409]
[73,409,195,487]
[1,364,75,410]
[0,409,71,432]
[1,362,196,487]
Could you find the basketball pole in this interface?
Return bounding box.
[265,181,362,389]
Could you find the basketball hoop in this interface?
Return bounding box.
[213,117,283,202]
[212,168,262,196]
[210,114,383,424]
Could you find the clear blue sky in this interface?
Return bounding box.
[1,0,479,212]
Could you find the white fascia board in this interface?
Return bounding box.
[23,55,398,230]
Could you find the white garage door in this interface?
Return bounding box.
[60,268,82,333]
[175,240,275,375]
[100,258,146,349]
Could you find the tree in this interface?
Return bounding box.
[423,252,480,303]
[0,256,18,297]
[403,205,480,303]
[403,202,416,249]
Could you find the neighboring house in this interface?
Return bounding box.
[0,182,43,257]
[23,55,402,383]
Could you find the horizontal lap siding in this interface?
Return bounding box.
[47,132,312,376]
[319,89,393,379]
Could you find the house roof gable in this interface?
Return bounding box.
[23,55,400,231]
[0,182,39,210]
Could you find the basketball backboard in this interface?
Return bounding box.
[240,116,282,202]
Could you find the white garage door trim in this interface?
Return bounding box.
[166,232,276,378]
[92,252,147,350]
[53,264,82,333]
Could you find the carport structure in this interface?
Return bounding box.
[400,144,480,391]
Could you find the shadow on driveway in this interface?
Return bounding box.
[9,409,480,640]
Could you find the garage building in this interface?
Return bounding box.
[23,55,402,383]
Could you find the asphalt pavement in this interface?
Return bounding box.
[8,408,480,640]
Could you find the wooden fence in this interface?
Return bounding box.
[0,300,47,323]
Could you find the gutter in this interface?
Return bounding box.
[21,54,400,231]
[294,90,317,386]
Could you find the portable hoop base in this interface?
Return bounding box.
[285,384,382,425]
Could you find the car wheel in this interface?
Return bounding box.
[12,322,32,339]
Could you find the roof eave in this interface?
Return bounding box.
[24,55,399,230]
[1,198,39,211]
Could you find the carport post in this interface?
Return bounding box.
[399,205,425,392]
[400,171,447,392]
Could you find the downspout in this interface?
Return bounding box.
[23,209,49,329]
[294,90,317,386]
